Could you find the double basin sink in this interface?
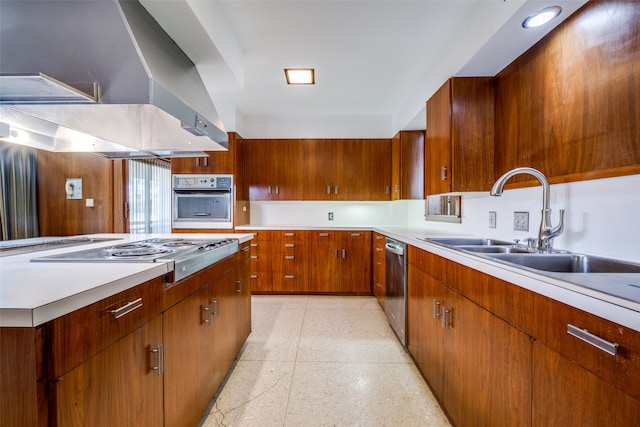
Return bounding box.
[421,237,640,274]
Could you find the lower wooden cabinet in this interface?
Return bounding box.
[408,259,531,426]
[52,316,164,427]
[250,229,371,294]
[1,248,252,426]
[407,244,640,426]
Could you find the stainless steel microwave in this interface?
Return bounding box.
[172,174,233,229]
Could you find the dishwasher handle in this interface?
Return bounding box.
[385,242,405,256]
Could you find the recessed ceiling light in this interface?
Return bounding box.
[522,6,562,29]
[285,68,315,85]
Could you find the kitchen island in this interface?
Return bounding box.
[0,233,253,427]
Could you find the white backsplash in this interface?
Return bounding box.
[250,174,640,263]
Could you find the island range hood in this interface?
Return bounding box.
[0,0,228,157]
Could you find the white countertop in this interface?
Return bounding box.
[0,233,254,327]
[376,227,640,332]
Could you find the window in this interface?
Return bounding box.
[128,159,171,234]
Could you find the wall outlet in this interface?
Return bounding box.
[514,211,529,231]
[488,211,496,228]
[328,212,334,221]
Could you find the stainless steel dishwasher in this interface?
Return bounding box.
[385,237,407,346]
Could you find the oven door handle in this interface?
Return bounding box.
[192,212,212,216]
[173,189,232,194]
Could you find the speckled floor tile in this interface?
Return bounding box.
[200,360,294,427]
[284,361,450,427]
[199,295,450,427]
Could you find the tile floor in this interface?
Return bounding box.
[199,295,451,427]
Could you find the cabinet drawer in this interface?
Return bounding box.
[407,246,446,282]
[250,272,273,292]
[532,293,640,400]
[47,277,164,378]
[251,255,272,272]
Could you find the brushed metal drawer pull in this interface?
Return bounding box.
[567,324,619,356]
[441,166,448,181]
[441,307,451,329]
[242,246,251,252]
[351,233,361,237]
[376,247,383,253]
[250,255,258,259]
[433,299,441,320]
[250,243,258,247]
[202,304,211,325]
[110,298,143,319]
[319,233,330,237]
[285,243,295,248]
[150,344,163,375]
[285,255,295,260]
[285,232,295,237]
[250,274,258,279]
[284,275,295,279]
[327,185,331,195]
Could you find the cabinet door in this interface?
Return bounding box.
[339,231,371,293]
[171,150,233,174]
[442,290,531,427]
[235,244,252,352]
[372,232,386,306]
[358,139,392,200]
[400,131,424,199]
[425,79,453,196]
[407,265,445,397]
[163,288,210,427]
[307,231,340,292]
[244,139,303,200]
[532,342,640,426]
[53,316,164,427]
[303,139,339,200]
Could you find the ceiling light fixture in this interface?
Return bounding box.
[285,68,315,85]
[522,6,562,29]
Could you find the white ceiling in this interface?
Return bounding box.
[141,0,588,139]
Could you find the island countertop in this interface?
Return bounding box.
[0,233,253,327]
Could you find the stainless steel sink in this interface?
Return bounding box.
[487,253,640,273]
[457,245,533,254]
[422,237,514,246]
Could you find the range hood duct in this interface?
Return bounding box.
[0,0,228,156]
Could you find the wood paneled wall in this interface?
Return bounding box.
[495,0,640,186]
[37,151,119,236]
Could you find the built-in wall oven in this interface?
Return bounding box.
[172,174,233,229]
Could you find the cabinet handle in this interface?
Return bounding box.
[284,275,295,279]
[433,300,441,320]
[441,166,448,181]
[327,186,331,195]
[334,186,339,195]
[110,297,143,320]
[202,304,211,325]
[351,232,361,237]
[395,184,400,193]
[275,186,279,195]
[285,255,295,260]
[242,246,251,252]
[375,261,382,266]
[214,300,221,318]
[203,157,208,167]
[441,307,451,329]
[567,324,619,356]
[375,248,383,253]
[268,185,272,194]
[250,255,258,259]
[385,185,390,194]
[334,249,338,258]
[285,243,295,248]
[250,274,258,279]
[236,279,242,294]
[195,157,200,167]
[285,232,295,237]
[250,243,258,247]
[376,235,384,240]
[149,344,163,375]
[319,232,330,237]
[342,249,346,258]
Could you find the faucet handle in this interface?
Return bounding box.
[515,237,537,249]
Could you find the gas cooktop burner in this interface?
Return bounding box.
[110,248,172,257]
[112,242,153,250]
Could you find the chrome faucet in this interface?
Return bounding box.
[490,167,565,252]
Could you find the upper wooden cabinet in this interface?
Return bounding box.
[244,139,391,201]
[494,0,640,186]
[170,150,233,174]
[391,130,424,200]
[424,77,495,196]
[243,139,304,200]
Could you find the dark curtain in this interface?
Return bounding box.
[0,142,39,240]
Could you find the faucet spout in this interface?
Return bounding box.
[490,167,564,251]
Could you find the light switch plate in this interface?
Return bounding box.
[489,211,497,228]
[514,211,529,231]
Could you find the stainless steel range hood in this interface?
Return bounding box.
[0,0,228,157]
